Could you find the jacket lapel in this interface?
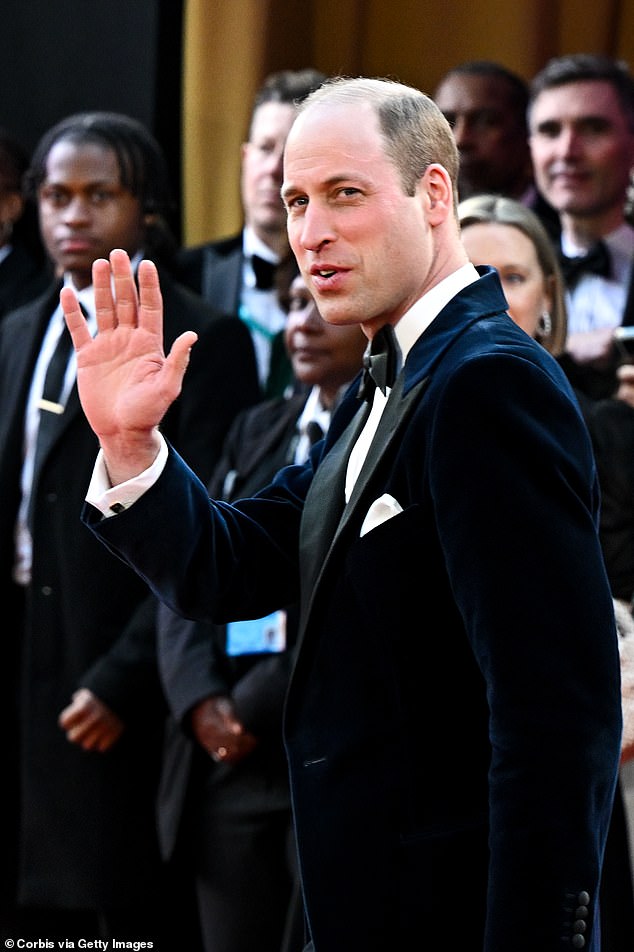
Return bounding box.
[297,371,429,635]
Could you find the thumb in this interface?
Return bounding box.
[164,330,198,385]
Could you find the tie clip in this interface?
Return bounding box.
[37,398,65,415]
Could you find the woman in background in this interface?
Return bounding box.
[458,193,566,355]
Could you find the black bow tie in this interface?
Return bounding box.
[559,241,611,288]
[251,254,277,290]
[357,325,399,401]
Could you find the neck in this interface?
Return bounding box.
[560,207,626,248]
[317,383,341,410]
[251,226,290,261]
[67,270,92,291]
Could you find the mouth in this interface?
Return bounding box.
[307,263,350,294]
[549,165,588,183]
[58,238,95,254]
[293,345,324,360]
[310,263,341,279]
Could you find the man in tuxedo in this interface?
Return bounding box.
[176,68,326,398]
[0,111,259,944]
[528,53,634,398]
[62,78,621,951]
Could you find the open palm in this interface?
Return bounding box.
[61,249,198,443]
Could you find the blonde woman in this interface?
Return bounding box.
[459,192,567,355]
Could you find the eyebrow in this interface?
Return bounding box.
[533,113,615,129]
[282,172,372,202]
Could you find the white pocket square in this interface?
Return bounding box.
[360,493,403,537]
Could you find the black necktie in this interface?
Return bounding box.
[38,321,73,416]
[357,325,398,401]
[29,319,74,525]
[559,241,611,289]
[251,254,277,290]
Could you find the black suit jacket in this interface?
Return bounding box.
[176,233,244,312]
[0,240,51,321]
[176,232,294,397]
[156,391,308,859]
[0,271,259,908]
[85,269,622,950]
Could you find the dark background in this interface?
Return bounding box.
[0,0,183,236]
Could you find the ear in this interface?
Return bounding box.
[0,189,23,226]
[420,163,454,225]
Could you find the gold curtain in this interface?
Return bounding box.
[182,0,634,246]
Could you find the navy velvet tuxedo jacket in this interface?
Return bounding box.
[85,268,622,951]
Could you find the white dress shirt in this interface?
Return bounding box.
[240,226,287,387]
[562,224,634,334]
[14,281,97,585]
[294,386,332,464]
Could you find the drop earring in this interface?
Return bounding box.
[538,311,552,338]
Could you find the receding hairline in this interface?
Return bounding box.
[290,75,459,198]
[297,75,428,111]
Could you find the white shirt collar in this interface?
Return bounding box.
[297,386,330,433]
[561,223,634,258]
[242,226,279,265]
[394,263,480,361]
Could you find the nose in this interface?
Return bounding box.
[289,299,321,331]
[61,195,91,225]
[292,203,335,254]
[265,146,285,183]
[554,126,581,160]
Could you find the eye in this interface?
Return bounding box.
[533,121,561,140]
[90,189,113,204]
[470,110,500,131]
[336,187,362,201]
[285,194,308,212]
[579,117,612,137]
[40,186,68,207]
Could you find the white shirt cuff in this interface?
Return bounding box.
[86,435,169,517]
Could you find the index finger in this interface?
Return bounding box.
[60,285,93,349]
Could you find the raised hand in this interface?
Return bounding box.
[61,248,198,482]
